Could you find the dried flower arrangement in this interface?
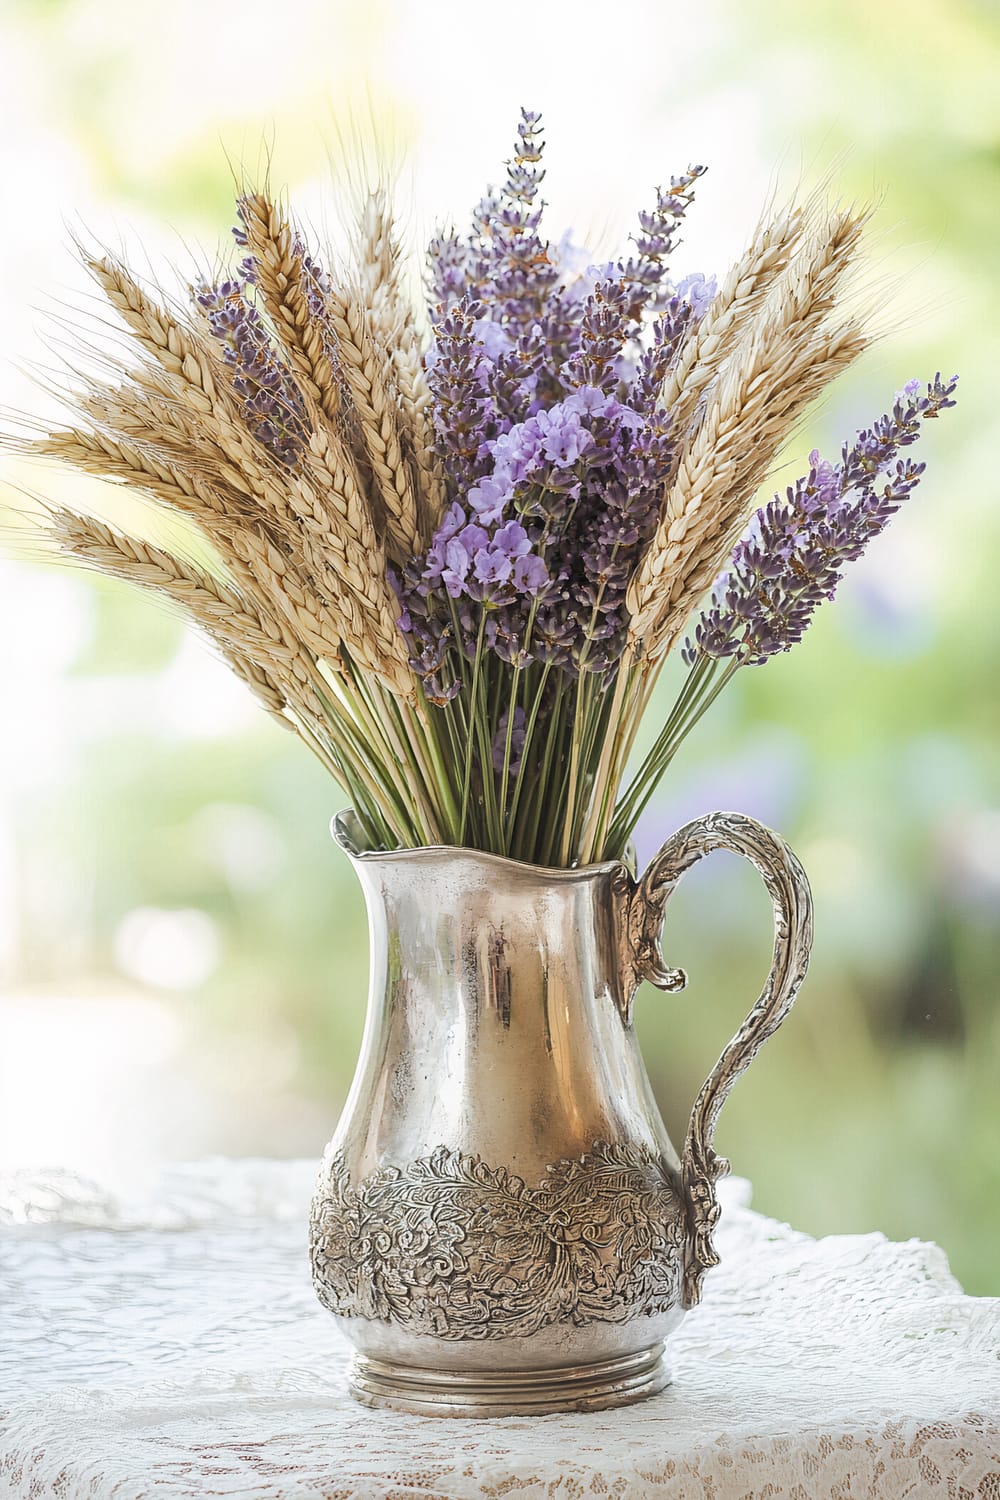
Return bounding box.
[9,111,957,866]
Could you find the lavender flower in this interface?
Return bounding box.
[617,168,707,314]
[683,375,959,666]
[426,297,499,492]
[675,272,717,319]
[562,279,642,394]
[196,279,309,467]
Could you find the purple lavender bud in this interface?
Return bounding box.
[562,279,638,393]
[473,318,514,361]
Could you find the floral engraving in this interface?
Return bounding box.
[310,1141,685,1340]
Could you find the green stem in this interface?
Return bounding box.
[409,690,462,841]
[606,656,741,858]
[458,612,488,844]
[559,668,590,866]
[497,662,522,844]
[506,661,552,857]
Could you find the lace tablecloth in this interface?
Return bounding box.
[1,1160,998,1499]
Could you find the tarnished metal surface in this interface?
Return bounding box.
[311,809,813,1415]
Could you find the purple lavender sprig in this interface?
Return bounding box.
[196,278,309,468]
[683,374,959,666]
[430,109,559,343]
[563,279,641,394]
[618,167,707,313]
[425,296,500,494]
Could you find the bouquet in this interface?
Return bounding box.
[10,111,956,866]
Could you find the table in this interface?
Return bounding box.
[1,1159,998,1499]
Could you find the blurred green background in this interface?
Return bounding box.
[0,0,996,1291]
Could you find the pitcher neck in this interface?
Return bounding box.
[334,825,630,1018]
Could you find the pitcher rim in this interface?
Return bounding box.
[331,808,631,881]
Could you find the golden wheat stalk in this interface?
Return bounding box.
[645,325,870,661]
[42,508,446,844]
[37,418,231,510]
[354,186,403,326]
[27,413,341,666]
[389,329,446,529]
[628,203,871,657]
[292,427,413,690]
[32,411,404,700]
[83,254,220,412]
[353,188,444,515]
[324,278,421,561]
[657,199,808,458]
[86,256,298,514]
[236,191,342,425]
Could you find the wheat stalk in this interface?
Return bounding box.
[83,255,221,411]
[36,422,235,516]
[390,329,446,529]
[356,190,446,525]
[237,191,342,425]
[354,186,403,326]
[628,204,871,657]
[353,189,444,516]
[292,427,413,690]
[645,324,870,661]
[42,507,447,841]
[657,199,808,461]
[324,277,421,561]
[88,258,303,511]
[28,422,337,663]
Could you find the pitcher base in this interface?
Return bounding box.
[348,1342,670,1416]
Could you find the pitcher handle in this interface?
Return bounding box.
[614,810,814,1307]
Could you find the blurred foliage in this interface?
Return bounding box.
[0,0,997,1294]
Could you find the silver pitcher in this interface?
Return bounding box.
[310,809,813,1416]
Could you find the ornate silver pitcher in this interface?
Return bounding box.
[310,809,813,1416]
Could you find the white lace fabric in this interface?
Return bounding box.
[1,1159,998,1499]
